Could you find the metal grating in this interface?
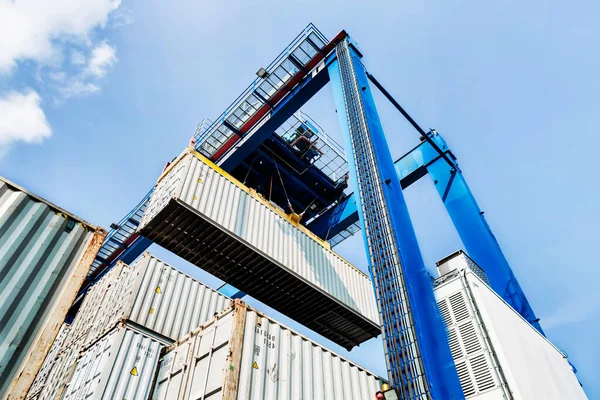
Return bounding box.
[195,24,328,159]
[274,112,348,181]
[88,190,151,278]
[334,38,428,397]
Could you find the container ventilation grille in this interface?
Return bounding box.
[455,361,476,397]
[447,328,463,360]
[459,322,481,355]
[438,300,452,327]
[449,292,470,322]
[471,354,496,392]
[438,290,499,398]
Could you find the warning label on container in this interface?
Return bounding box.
[253,362,259,369]
[155,286,162,293]
[130,367,138,376]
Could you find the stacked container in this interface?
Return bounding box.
[151,301,385,400]
[138,149,381,350]
[26,324,72,400]
[62,323,169,400]
[26,252,231,400]
[77,252,232,347]
[0,177,106,400]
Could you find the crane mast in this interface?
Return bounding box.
[329,38,463,399]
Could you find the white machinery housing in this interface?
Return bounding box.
[433,251,587,399]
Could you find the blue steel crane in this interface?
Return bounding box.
[72,25,541,398]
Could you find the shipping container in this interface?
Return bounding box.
[29,340,82,400]
[76,252,232,347]
[64,271,114,349]
[151,301,385,400]
[26,324,71,400]
[61,322,171,400]
[0,177,106,400]
[433,251,587,399]
[138,149,380,349]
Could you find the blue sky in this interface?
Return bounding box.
[1,0,598,397]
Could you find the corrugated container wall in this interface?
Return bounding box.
[139,149,380,349]
[26,252,230,400]
[26,324,71,399]
[151,301,385,400]
[62,323,170,400]
[434,253,588,399]
[0,177,106,400]
[78,252,232,347]
[30,341,82,400]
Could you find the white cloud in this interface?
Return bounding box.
[53,41,116,99]
[0,0,121,74]
[86,42,117,78]
[71,50,86,65]
[0,0,125,156]
[0,90,51,154]
[59,81,101,99]
[110,6,134,28]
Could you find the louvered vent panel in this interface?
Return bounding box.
[470,354,496,392]
[455,361,476,397]
[458,321,481,355]
[447,328,463,360]
[440,288,499,397]
[449,292,470,322]
[438,300,452,327]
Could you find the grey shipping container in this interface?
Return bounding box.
[62,322,170,400]
[0,177,106,400]
[151,300,385,400]
[75,252,232,347]
[138,148,380,349]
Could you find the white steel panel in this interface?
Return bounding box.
[0,177,106,400]
[465,273,587,400]
[139,150,379,326]
[33,340,82,400]
[77,252,231,346]
[433,254,588,400]
[151,303,384,400]
[62,324,168,400]
[26,324,71,399]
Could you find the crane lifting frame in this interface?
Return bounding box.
[73,24,542,398]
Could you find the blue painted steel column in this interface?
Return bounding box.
[426,150,543,333]
[329,39,463,399]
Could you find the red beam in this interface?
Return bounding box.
[211,30,348,162]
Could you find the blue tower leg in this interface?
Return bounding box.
[426,153,543,333]
[329,39,463,399]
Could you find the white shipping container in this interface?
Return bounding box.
[65,269,117,349]
[32,340,82,400]
[76,252,232,347]
[139,149,380,349]
[0,177,106,400]
[62,323,170,400]
[26,324,71,399]
[434,251,587,399]
[151,301,384,400]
